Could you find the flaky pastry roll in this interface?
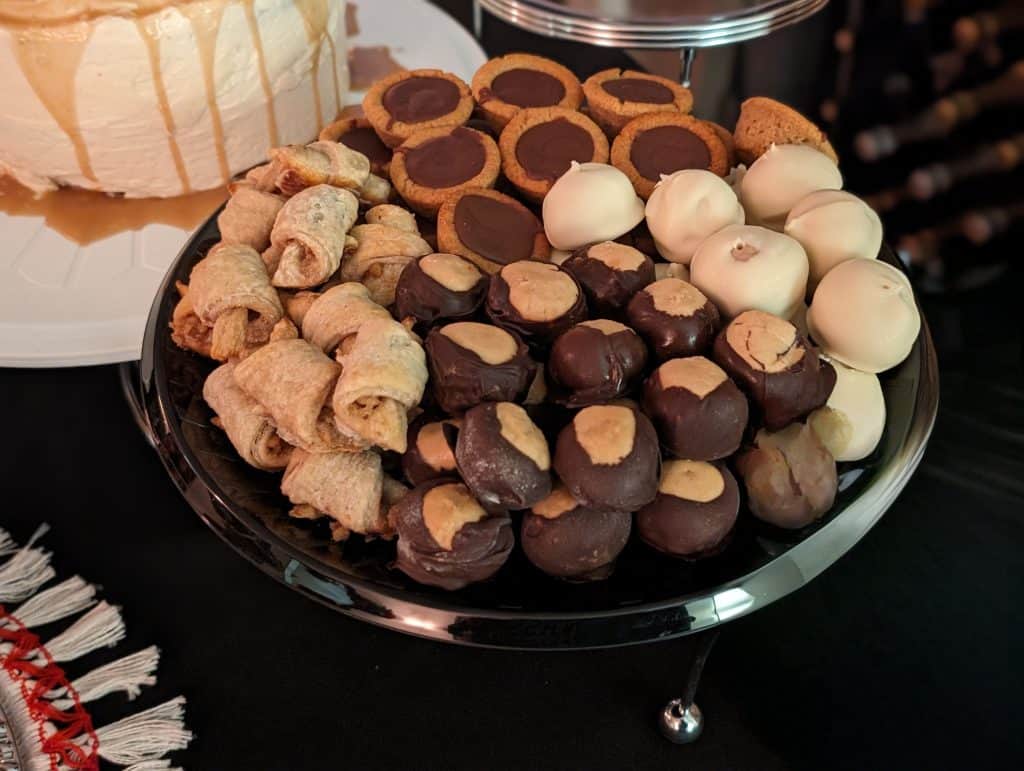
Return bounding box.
[268,140,371,196]
[170,281,213,358]
[233,338,366,453]
[341,207,432,306]
[187,243,284,361]
[301,283,392,355]
[217,187,285,252]
[203,362,293,470]
[281,448,390,539]
[332,318,428,453]
[267,184,359,289]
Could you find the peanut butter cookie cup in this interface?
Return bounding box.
[391,126,501,217]
[499,107,609,203]
[733,96,838,165]
[611,113,729,199]
[583,68,693,137]
[704,120,738,168]
[364,69,474,148]
[472,53,583,132]
[437,188,550,274]
[319,117,393,176]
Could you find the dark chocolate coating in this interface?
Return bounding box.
[547,324,648,407]
[553,407,660,511]
[626,289,720,361]
[616,221,659,257]
[515,119,595,181]
[383,76,461,123]
[712,329,836,431]
[337,126,391,169]
[402,416,459,486]
[391,478,513,591]
[562,248,655,318]
[454,194,541,266]
[486,265,587,342]
[636,464,739,558]
[629,126,711,181]
[404,128,486,188]
[394,256,488,326]
[488,68,566,108]
[642,368,748,460]
[455,403,551,510]
[601,77,674,104]
[424,326,536,414]
[521,507,632,580]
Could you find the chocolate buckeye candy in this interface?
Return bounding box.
[636,460,740,559]
[554,404,660,511]
[736,423,837,530]
[642,356,748,460]
[455,401,551,510]
[561,241,655,317]
[712,310,835,431]
[626,278,720,361]
[390,478,513,590]
[424,322,536,414]
[402,416,461,486]
[486,261,587,343]
[521,484,632,580]
[548,320,648,407]
[394,253,488,326]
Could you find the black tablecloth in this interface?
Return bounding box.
[2,2,1021,768]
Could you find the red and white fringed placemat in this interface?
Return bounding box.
[0,526,192,770]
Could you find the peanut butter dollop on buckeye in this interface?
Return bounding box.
[425,322,536,414]
[626,277,721,361]
[486,261,587,342]
[394,253,488,327]
[636,460,740,559]
[402,417,461,486]
[562,241,655,318]
[554,404,660,511]
[643,356,748,461]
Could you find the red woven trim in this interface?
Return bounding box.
[0,605,100,771]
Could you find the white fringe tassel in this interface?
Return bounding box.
[43,601,125,663]
[50,647,160,709]
[11,576,97,628]
[124,762,182,771]
[94,697,193,765]
[0,527,16,555]
[0,525,55,603]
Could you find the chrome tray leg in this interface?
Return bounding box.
[680,48,697,87]
[659,628,719,744]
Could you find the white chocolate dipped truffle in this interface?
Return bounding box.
[807,258,920,373]
[645,169,745,265]
[689,224,809,319]
[785,189,883,289]
[809,359,886,462]
[739,144,843,229]
[543,162,645,251]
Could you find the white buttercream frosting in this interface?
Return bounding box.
[739,144,842,230]
[645,169,745,265]
[542,161,645,251]
[689,224,809,319]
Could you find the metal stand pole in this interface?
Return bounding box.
[680,47,697,87]
[473,0,483,41]
[658,629,720,744]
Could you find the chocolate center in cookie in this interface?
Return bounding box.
[405,128,486,188]
[630,126,711,181]
[601,77,674,104]
[383,76,461,123]
[489,68,566,108]
[440,322,518,365]
[659,460,725,503]
[515,119,595,181]
[454,194,537,264]
[502,262,579,322]
[338,126,390,166]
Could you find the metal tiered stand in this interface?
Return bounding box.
[474,0,831,85]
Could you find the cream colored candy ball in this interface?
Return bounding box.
[739,144,843,230]
[809,359,886,461]
[807,258,920,373]
[785,189,883,289]
[689,224,809,319]
[645,169,745,265]
[542,162,645,251]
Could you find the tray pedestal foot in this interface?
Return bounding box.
[658,629,719,744]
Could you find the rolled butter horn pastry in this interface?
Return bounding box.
[332,318,428,453]
[202,362,293,470]
[281,448,389,540]
[267,140,371,196]
[169,282,212,358]
[186,243,284,362]
[301,283,392,355]
[217,187,285,252]
[341,205,432,306]
[233,338,366,453]
[267,184,359,289]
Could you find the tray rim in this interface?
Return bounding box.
[134,208,940,648]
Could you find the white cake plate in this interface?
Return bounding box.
[0,0,486,368]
